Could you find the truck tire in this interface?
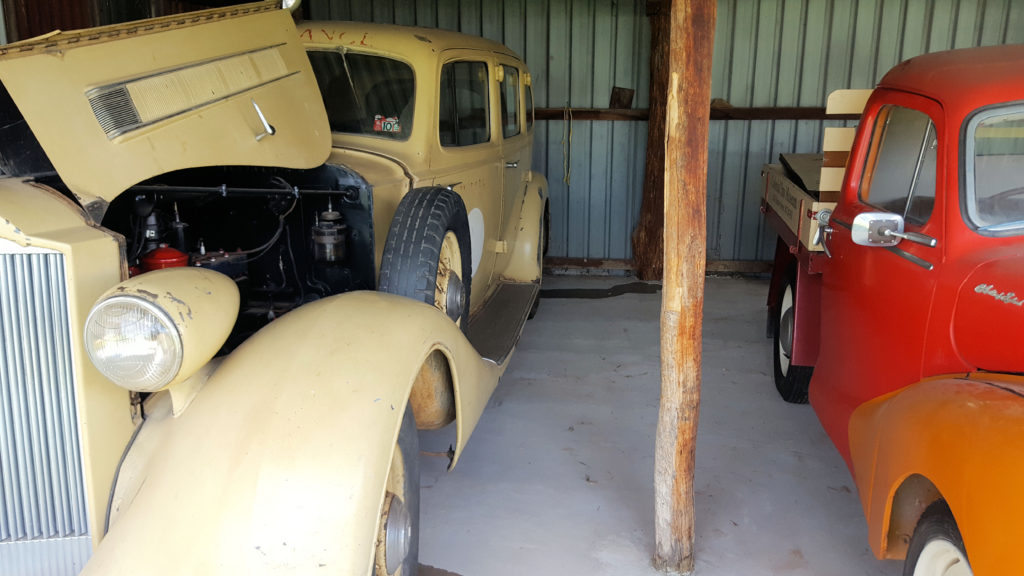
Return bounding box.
[903,500,972,576]
[374,404,420,576]
[379,187,472,330]
[773,274,812,403]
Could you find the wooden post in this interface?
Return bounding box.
[630,0,670,281]
[654,0,716,574]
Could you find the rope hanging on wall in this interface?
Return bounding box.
[562,103,572,186]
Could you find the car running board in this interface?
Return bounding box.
[466,281,539,365]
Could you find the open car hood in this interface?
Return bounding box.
[0,1,330,207]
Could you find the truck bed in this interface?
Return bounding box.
[763,153,837,253]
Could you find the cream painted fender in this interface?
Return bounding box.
[82,291,502,576]
[499,172,548,282]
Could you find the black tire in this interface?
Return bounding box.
[773,272,812,403]
[379,187,472,330]
[903,500,972,576]
[375,405,420,576]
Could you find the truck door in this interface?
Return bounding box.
[814,91,945,467]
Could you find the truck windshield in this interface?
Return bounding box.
[965,105,1024,233]
[306,50,415,141]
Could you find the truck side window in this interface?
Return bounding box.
[965,106,1024,232]
[439,61,490,147]
[859,105,937,225]
[500,65,520,138]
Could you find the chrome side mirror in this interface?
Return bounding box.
[851,212,938,248]
[852,212,903,247]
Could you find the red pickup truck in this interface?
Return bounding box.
[764,45,1024,576]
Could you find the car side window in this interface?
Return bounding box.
[439,61,490,147]
[859,105,937,225]
[500,65,520,138]
[525,80,534,132]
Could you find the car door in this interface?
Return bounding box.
[432,51,503,310]
[495,58,530,269]
[814,90,945,467]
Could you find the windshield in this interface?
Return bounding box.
[307,50,415,140]
[964,104,1024,233]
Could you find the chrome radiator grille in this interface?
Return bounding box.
[0,249,91,574]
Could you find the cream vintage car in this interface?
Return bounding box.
[0,3,547,575]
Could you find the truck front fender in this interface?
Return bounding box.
[84,291,502,575]
[848,374,1024,574]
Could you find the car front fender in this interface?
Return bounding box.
[84,291,501,575]
[848,373,1024,573]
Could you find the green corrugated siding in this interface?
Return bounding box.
[307,0,1024,262]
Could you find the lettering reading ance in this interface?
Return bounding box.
[975,283,1024,307]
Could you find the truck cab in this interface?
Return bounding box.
[765,45,1024,575]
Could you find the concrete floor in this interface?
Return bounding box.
[417,275,903,576]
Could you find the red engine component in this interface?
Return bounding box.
[141,245,189,272]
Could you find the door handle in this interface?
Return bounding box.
[505,161,519,168]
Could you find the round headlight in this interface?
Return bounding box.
[85,296,183,392]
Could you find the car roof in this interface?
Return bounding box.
[878,44,1024,119]
[298,20,521,62]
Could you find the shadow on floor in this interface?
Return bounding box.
[421,564,462,576]
[539,281,660,299]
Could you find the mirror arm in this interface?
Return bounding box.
[882,228,937,248]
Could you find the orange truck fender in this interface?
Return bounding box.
[848,373,1024,575]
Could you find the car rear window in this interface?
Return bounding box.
[307,50,415,140]
[500,65,520,139]
[439,61,490,147]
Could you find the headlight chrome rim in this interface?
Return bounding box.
[85,295,184,392]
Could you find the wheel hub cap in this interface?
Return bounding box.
[445,274,465,322]
[384,495,411,574]
[780,307,795,358]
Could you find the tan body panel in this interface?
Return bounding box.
[0,2,330,205]
[326,146,411,277]
[82,291,501,575]
[0,180,134,549]
[499,175,548,282]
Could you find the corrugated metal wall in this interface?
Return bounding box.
[710,0,1024,261]
[307,0,650,261]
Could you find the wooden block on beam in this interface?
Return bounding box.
[819,167,845,197]
[823,126,856,152]
[826,89,873,115]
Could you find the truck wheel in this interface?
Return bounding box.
[903,500,972,576]
[379,187,472,330]
[374,405,420,576]
[773,275,812,403]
